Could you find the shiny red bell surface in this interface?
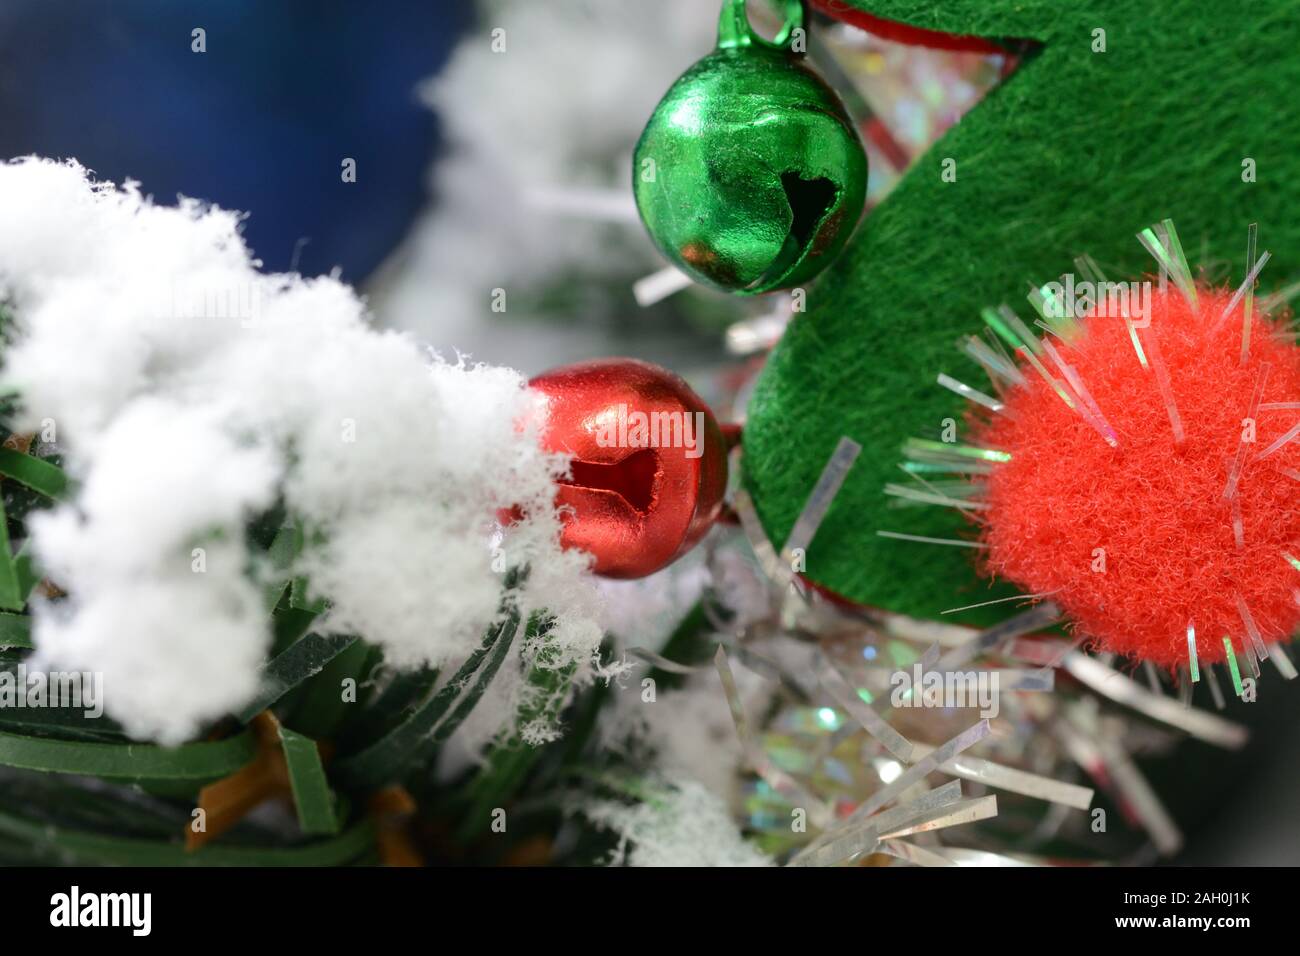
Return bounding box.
[529,358,729,578]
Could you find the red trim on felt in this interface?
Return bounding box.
[810,0,1007,55]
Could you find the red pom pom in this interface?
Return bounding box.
[972,284,1300,669]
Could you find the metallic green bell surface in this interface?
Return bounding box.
[632,1,867,296]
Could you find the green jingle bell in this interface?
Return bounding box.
[633,0,867,296]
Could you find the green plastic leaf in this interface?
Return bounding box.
[0,660,129,740]
[0,448,69,500]
[262,525,299,613]
[428,615,524,736]
[0,711,127,744]
[0,727,257,780]
[0,809,375,866]
[290,575,329,614]
[334,664,439,753]
[0,772,190,840]
[456,653,574,843]
[0,496,22,612]
[280,637,371,739]
[0,612,31,649]
[237,631,358,723]
[12,545,39,605]
[333,605,521,789]
[278,725,339,835]
[268,604,320,656]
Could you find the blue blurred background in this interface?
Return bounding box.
[0,0,468,281]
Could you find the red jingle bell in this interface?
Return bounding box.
[529,358,732,578]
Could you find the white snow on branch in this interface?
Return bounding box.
[0,157,601,744]
[583,778,772,867]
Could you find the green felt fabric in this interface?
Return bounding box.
[744,0,1300,621]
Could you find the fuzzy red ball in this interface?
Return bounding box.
[971,285,1300,669]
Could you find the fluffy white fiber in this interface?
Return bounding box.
[377,0,719,371]
[0,157,602,744]
[584,778,772,867]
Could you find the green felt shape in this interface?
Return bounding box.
[744,0,1300,620]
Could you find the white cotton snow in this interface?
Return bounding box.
[375,0,724,371]
[27,400,278,744]
[0,157,602,744]
[583,778,772,867]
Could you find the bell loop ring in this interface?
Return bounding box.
[717,0,806,53]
